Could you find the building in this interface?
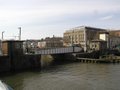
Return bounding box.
[38,36,63,48]
[90,39,107,51]
[63,26,106,51]
[89,31,109,51]
[2,40,24,56]
[109,36,120,49]
[109,30,120,37]
[23,40,41,53]
[107,30,120,49]
[24,40,40,49]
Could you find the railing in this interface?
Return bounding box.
[34,46,82,55]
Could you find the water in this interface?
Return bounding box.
[1,62,120,90]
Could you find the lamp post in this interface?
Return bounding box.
[2,31,5,40]
[71,30,74,46]
[1,31,5,55]
[18,27,21,40]
[72,30,74,52]
[84,29,87,52]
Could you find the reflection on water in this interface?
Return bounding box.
[1,62,120,90]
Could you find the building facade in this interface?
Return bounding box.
[63,26,106,51]
[109,30,120,37]
[38,37,63,48]
[109,36,120,49]
[108,30,120,49]
[90,40,107,51]
[23,40,41,53]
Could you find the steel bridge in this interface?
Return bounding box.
[34,47,83,55]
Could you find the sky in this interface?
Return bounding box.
[0,0,120,40]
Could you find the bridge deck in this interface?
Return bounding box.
[34,47,82,55]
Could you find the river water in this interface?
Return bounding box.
[1,62,120,90]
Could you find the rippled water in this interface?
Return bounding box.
[1,62,120,90]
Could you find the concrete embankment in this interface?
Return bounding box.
[0,56,11,72]
[11,54,41,71]
[0,40,42,73]
[41,55,54,68]
[76,51,100,59]
[0,54,41,73]
[75,50,120,63]
[40,53,77,68]
[0,52,77,73]
[76,57,120,63]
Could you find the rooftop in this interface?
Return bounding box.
[65,26,107,32]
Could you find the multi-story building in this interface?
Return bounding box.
[109,35,120,49]
[109,30,120,37]
[38,36,63,48]
[90,40,107,51]
[24,40,40,48]
[23,37,63,53]
[108,30,120,49]
[64,26,106,51]
[23,39,41,53]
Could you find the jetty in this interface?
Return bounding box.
[77,55,120,63]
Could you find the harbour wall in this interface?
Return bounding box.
[0,52,76,73]
[0,54,41,73]
[0,56,11,72]
[41,53,76,67]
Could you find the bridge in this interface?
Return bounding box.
[34,47,83,55]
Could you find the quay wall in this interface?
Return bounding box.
[0,56,11,72]
[76,51,100,59]
[51,54,76,61]
[0,55,41,73]
[41,55,54,68]
[40,53,76,67]
[11,54,41,71]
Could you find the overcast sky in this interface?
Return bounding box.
[0,0,120,40]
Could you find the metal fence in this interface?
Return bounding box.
[34,46,82,55]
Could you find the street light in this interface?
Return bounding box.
[1,31,5,55]
[18,27,21,40]
[71,30,74,46]
[2,31,5,40]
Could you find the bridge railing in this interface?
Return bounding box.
[34,46,83,55]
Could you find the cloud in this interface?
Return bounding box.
[99,15,113,21]
[0,0,120,39]
[0,0,119,26]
